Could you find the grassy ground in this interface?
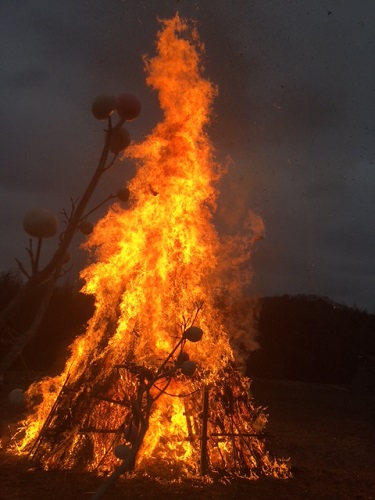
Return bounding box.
[1,378,374,499]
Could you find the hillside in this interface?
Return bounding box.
[248,294,375,384]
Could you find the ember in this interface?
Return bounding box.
[11,14,290,482]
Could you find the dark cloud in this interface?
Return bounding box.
[4,67,49,91]
[266,85,345,140]
[0,0,375,309]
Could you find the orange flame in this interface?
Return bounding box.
[82,15,231,376]
[13,15,289,479]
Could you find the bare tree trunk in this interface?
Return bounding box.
[0,122,124,377]
[0,137,112,327]
[0,276,57,378]
[90,417,150,500]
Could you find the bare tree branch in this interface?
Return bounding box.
[15,258,30,280]
[80,194,118,223]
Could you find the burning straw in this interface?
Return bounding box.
[10,14,290,484]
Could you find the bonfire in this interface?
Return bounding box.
[10,14,290,491]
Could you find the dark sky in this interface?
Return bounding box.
[1,0,375,310]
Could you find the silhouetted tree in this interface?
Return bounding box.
[0,93,141,378]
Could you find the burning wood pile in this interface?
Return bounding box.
[23,331,286,479]
[10,15,290,483]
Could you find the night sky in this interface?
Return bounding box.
[1,1,374,310]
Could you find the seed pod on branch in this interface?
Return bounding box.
[23,209,58,239]
[91,94,116,120]
[116,187,130,203]
[175,351,189,367]
[181,360,197,377]
[79,220,93,235]
[8,388,25,405]
[183,326,203,343]
[115,93,141,120]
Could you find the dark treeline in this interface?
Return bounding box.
[1,271,374,384]
[247,294,375,384]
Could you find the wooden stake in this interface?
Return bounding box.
[200,385,209,475]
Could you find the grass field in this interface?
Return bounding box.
[1,378,374,499]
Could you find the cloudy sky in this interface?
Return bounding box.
[1,0,374,310]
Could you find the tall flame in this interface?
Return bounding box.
[14,15,288,479]
[82,15,236,377]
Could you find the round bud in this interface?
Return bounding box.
[183,326,203,343]
[114,444,131,460]
[115,93,141,120]
[109,127,131,154]
[116,187,130,203]
[181,360,197,377]
[91,94,116,120]
[23,209,58,239]
[79,220,93,235]
[8,389,25,405]
[175,351,189,367]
